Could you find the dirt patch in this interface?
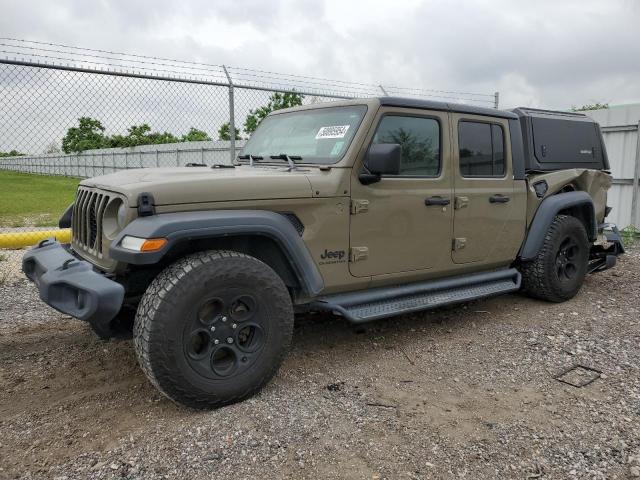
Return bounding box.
[0,249,639,479]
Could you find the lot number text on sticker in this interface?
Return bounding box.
[316,125,350,139]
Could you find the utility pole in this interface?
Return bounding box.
[222,65,235,163]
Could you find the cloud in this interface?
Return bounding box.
[0,0,638,113]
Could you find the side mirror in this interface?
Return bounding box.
[360,143,401,184]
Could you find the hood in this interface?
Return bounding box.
[80,165,314,206]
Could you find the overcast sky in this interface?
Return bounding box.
[1,0,639,110]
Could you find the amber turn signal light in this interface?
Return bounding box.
[140,238,167,252]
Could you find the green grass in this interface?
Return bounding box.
[621,226,639,248]
[0,171,80,227]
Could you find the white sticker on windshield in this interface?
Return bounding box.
[316,125,350,139]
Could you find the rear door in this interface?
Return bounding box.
[451,114,521,264]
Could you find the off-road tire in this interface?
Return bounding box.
[520,214,590,302]
[133,250,294,409]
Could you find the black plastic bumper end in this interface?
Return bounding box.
[22,239,125,336]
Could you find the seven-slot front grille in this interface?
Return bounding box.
[72,188,110,256]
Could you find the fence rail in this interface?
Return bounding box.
[0,141,243,177]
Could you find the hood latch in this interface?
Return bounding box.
[137,192,156,217]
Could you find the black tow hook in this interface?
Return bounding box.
[61,258,77,270]
[37,238,54,248]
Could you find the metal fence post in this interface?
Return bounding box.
[494,92,500,109]
[222,65,236,163]
[631,121,640,228]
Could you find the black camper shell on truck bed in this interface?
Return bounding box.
[511,107,610,173]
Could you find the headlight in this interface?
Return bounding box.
[120,236,167,252]
[117,203,127,229]
[103,198,125,239]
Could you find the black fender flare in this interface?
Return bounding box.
[109,210,324,296]
[59,202,74,229]
[519,191,597,261]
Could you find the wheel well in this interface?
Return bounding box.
[557,203,596,241]
[118,235,302,305]
[519,190,598,261]
[161,235,300,292]
[120,235,302,302]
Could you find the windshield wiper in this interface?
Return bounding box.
[270,153,302,171]
[237,154,263,167]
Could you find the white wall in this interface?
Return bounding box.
[584,104,640,229]
[0,140,245,178]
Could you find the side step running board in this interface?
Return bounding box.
[311,268,521,324]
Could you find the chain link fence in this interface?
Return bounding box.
[0,38,498,282]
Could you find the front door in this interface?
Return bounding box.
[349,107,453,277]
[450,113,518,264]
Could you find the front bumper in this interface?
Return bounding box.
[22,240,124,335]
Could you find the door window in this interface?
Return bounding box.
[458,121,505,177]
[372,115,440,176]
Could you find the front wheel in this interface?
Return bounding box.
[133,250,294,409]
[519,214,590,302]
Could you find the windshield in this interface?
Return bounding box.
[240,105,367,165]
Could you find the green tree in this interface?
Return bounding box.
[0,150,25,157]
[62,117,107,153]
[382,128,437,174]
[107,124,179,148]
[62,119,215,152]
[243,92,304,135]
[571,103,609,112]
[182,127,212,142]
[217,122,242,141]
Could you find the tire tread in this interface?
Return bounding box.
[520,214,589,303]
[133,250,293,409]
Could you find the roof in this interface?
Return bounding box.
[379,96,518,120]
[271,96,519,120]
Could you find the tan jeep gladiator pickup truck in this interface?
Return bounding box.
[23,97,624,408]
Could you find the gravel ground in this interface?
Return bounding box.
[0,250,25,283]
[0,248,639,479]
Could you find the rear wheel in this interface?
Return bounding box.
[520,214,589,302]
[133,250,294,409]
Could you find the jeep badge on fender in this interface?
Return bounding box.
[320,249,346,264]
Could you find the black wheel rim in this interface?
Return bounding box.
[183,291,266,379]
[555,236,580,281]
